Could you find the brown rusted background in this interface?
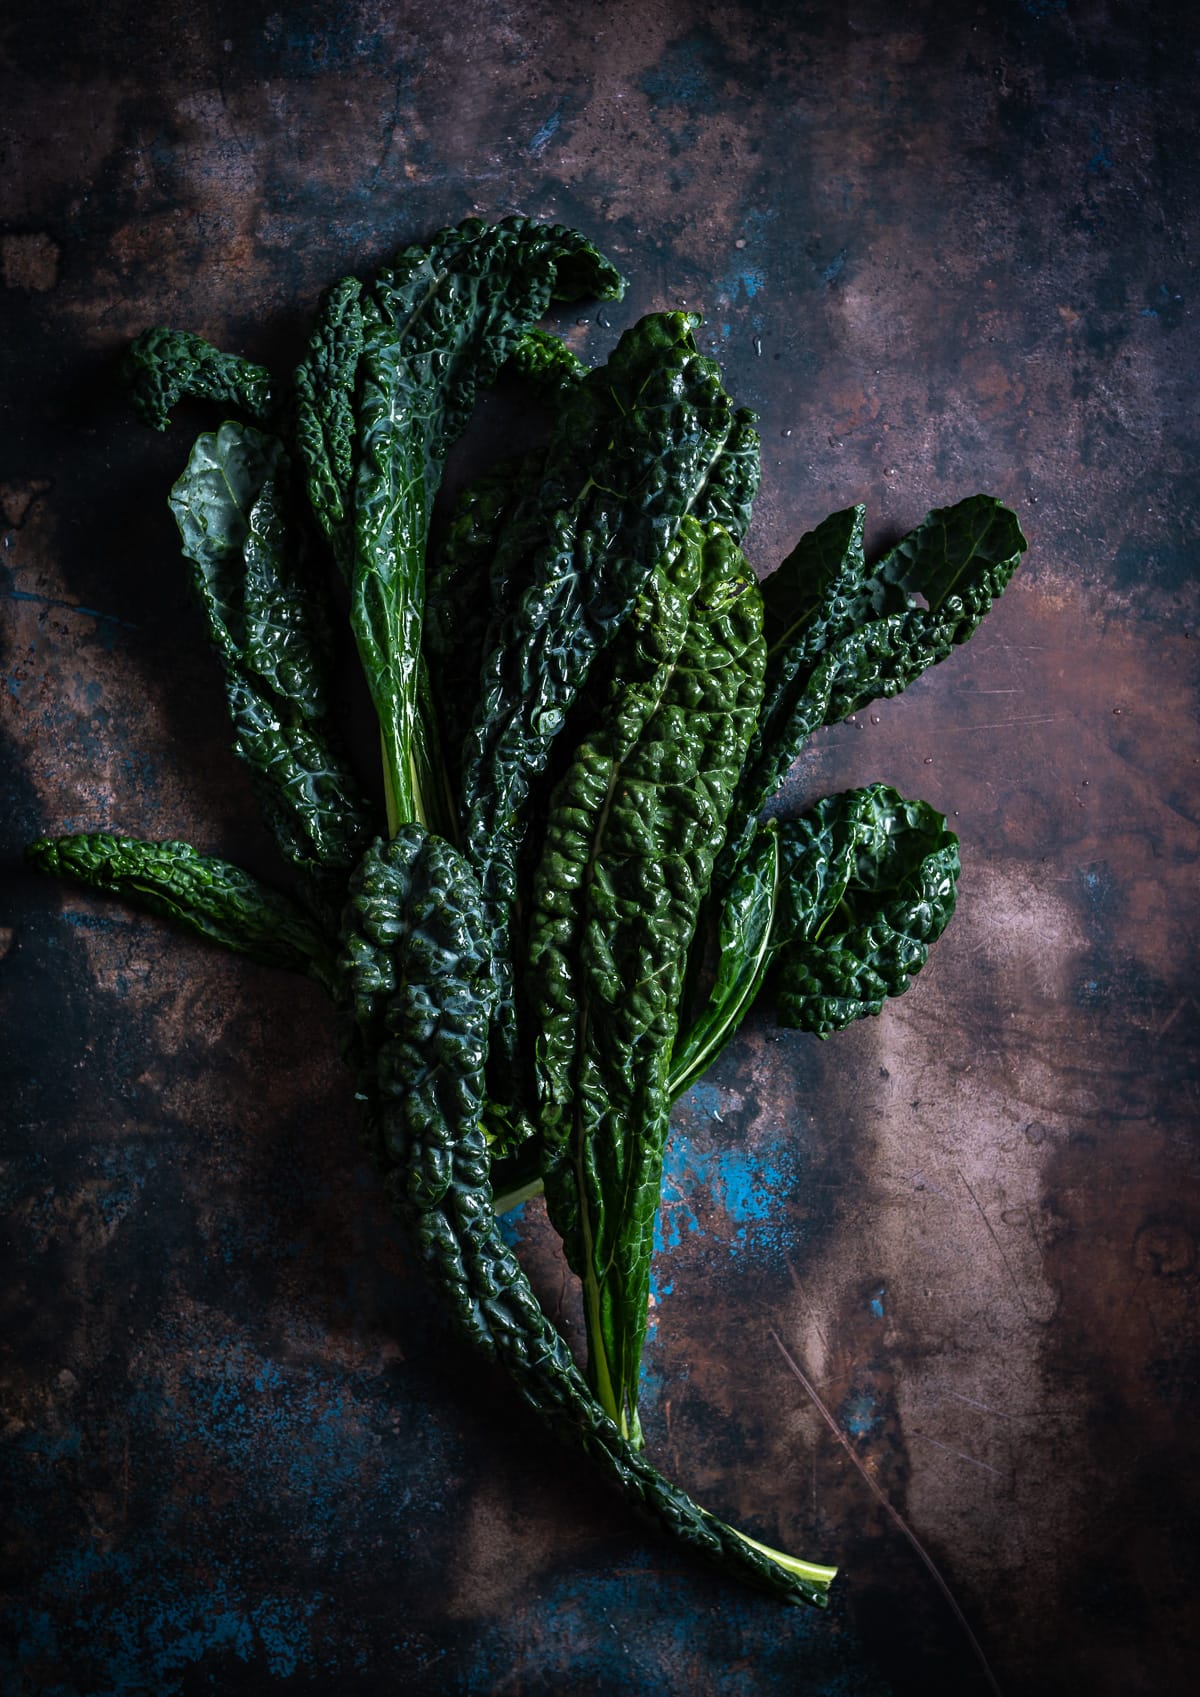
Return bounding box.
[2,3,1197,1693]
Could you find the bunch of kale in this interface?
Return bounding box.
[28,217,1024,1606]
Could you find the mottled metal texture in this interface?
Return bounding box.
[2,2,1197,1693]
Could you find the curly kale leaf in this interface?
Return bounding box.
[339,216,625,837]
[725,495,1026,865]
[459,313,752,1095]
[528,518,766,1445]
[123,327,277,432]
[167,420,376,906]
[292,275,365,584]
[695,405,760,543]
[339,826,835,1609]
[771,784,961,1037]
[26,833,336,989]
[672,785,960,1084]
[508,326,589,390]
[422,454,542,806]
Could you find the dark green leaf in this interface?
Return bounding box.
[123,327,276,432]
[669,822,780,1099]
[339,825,834,1609]
[26,833,337,989]
[292,275,364,583]
[460,313,752,1095]
[344,217,625,836]
[423,454,540,808]
[676,784,960,1073]
[771,784,961,1037]
[528,518,767,1444]
[508,326,589,389]
[167,421,376,902]
[695,405,760,543]
[728,495,1026,859]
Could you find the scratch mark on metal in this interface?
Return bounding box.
[945,1389,1017,1421]
[770,1330,1005,1697]
[785,1258,830,1356]
[369,78,407,189]
[2,587,137,630]
[1153,994,1195,1043]
[954,715,1064,732]
[959,1169,1032,1321]
[913,1430,1005,1477]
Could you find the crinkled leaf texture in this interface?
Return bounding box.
[672,783,960,1085]
[728,494,1026,862]
[25,833,336,988]
[35,219,1024,1615]
[772,784,961,1037]
[338,825,835,1608]
[123,326,277,432]
[309,217,625,835]
[669,822,781,1099]
[423,453,541,804]
[459,312,758,1098]
[167,420,375,911]
[527,518,767,1443]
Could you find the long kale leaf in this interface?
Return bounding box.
[528,518,767,1445]
[459,312,751,1101]
[331,217,624,837]
[339,825,836,1609]
[26,833,337,989]
[167,420,376,916]
[725,495,1026,870]
[422,454,541,805]
[292,274,365,584]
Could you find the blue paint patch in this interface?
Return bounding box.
[1136,285,1183,327]
[1086,140,1120,173]
[25,1539,325,1690]
[529,109,561,155]
[0,584,136,640]
[842,1391,882,1440]
[131,1333,451,1559]
[654,1162,701,1255]
[713,210,780,313]
[715,266,766,309]
[820,249,847,284]
[867,1286,885,1319]
[62,909,121,929]
[685,1080,724,1120]
[9,1426,83,1462]
[497,1200,525,1248]
[93,1140,155,1235]
[654,1124,805,1265]
[637,1265,680,1423]
[0,1317,466,1690]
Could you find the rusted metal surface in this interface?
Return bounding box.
[2,3,1197,1693]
